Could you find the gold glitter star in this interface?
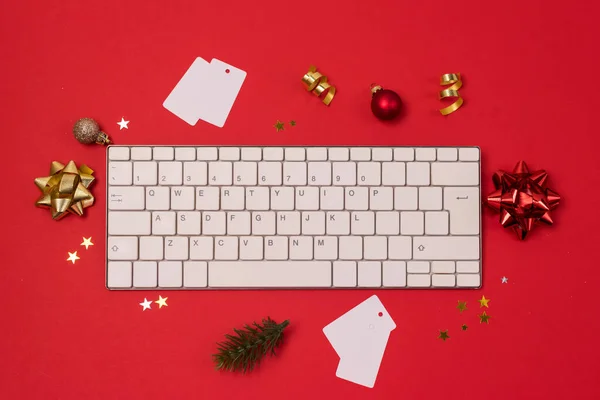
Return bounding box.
[478,311,491,324]
[456,300,468,313]
[438,330,450,341]
[478,295,490,308]
[274,120,285,131]
[67,251,80,264]
[155,296,168,308]
[461,324,468,331]
[81,237,94,250]
[289,120,296,126]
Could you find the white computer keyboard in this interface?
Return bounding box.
[106,146,481,290]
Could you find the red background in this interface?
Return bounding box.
[1,0,599,399]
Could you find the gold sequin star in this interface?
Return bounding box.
[81,237,94,250]
[274,120,285,132]
[478,295,490,308]
[461,324,468,331]
[456,300,468,313]
[67,251,80,264]
[438,330,450,341]
[478,311,491,324]
[289,120,296,126]
[155,296,168,308]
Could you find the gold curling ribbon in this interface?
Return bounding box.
[439,73,463,115]
[302,66,336,106]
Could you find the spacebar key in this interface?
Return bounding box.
[209,262,332,287]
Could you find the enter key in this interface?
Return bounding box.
[444,187,480,235]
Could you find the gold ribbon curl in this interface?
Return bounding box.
[439,73,463,115]
[302,66,336,106]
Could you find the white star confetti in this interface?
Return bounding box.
[501,276,508,284]
[140,298,152,311]
[117,117,129,130]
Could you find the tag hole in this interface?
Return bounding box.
[378,312,383,317]
[225,69,230,74]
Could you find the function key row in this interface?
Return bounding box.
[108,146,480,162]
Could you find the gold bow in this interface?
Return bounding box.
[302,66,336,106]
[439,73,464,115]
[34,160,95,220]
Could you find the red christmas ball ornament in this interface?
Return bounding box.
[370,85,402,120]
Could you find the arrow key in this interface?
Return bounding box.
[108,237,138,260]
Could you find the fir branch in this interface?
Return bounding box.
[212,317,290,373]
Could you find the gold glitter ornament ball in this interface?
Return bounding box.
[73,118,111,145]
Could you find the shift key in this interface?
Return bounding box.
[413,237,480,260]
[108,211,151,235]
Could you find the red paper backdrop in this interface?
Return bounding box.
[1,0,599,399]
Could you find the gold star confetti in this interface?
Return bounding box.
[289,120,296,126]
[274,120,285,131]
[67,251,80,264]
[438,330,450,341]
[478,295,490,308]
[456,300,468,313]
[81,237,94,250]
[155,296,168,308]
[478,311,491,324]
[461,324,468,331]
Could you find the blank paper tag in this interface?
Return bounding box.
[163,57,246,127]
[323,295,396,388]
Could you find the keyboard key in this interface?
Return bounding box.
[184,262,208,287]
[296,187,319,210]
[252,212,276,235]
[133,262,157,288]
[350,212,374,235]
[329,148,349,161]
[241,148,262,160]
[171,187,195,210]
[246,187,269,210]
[432,261,455,273]
[277,212,301,235]
[215,237,238,260]
[227,212,251,235]
[388,236,412,260]
[259,162,282,185]
[407,274,431,287]
[425,211,449,235]
[363,236,387,260]
[345,187,368,210]
[437,148,457,161]
[301,212,325,235]
[285,148,305,160]
[406,162,430,186]
[400,211,424,235]
[263,147,284,161]
[107,262,132,288]
[271,187,294,210]
[394,187,418,210]
[131,147,152,160]
[308,162,332,185]
[108,237,138,260]
[457,261,480,273]
[456,274,481,287]
[370,187,393,210]
[158,261,182,287]
[153,147,174,160]
[432,274,456,287]
[326,212,350,235]
[221,187,245,210]
[175,147,196,160]
[177,211,201,234]
[146,187,170,210]
[381,162,405,185]
[234,162,257,185]
[419,187,442,210]
[416,148,436,161]
[134,161,157,185]
[333,162,356,185]
[109,147,130,160]
[413,237,480,260]
[407,261,429,273]
[152,211,176,235]
[383,261,406,287]
[140,237,163,260]
[314,237,338,260]
[183,162,207,185]
[372,148,392,161]
[307,147,328,161]
[190,237,213,260]
[108,187,144,210]
[203,212,226,235]
[159,162,183,185]
[108,212,150,235]
[283,162,307,185]
[333,261,357,287]
[444,187,480,234]
[264,237,288,260]
[109,162,132,185]
[220,147,240,160]
[459,147,480,161]
[240,237,264,260]
[351,148,371,160]
[394,148,414,161]
[208,261,332,287]
[358,262,381,287]
[208,162,233,185]
[357,162,381,185]
[339,236,362,260]
[289,236,313,260]
[431,162,478,186]
[376,211,400,235]
[195,187,220,210]
[320,187,344,210]
[197,147,218,160]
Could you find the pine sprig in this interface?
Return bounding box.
[212,317,290,373]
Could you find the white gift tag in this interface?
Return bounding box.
[163,57,246,127]
[323,295,396,388]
